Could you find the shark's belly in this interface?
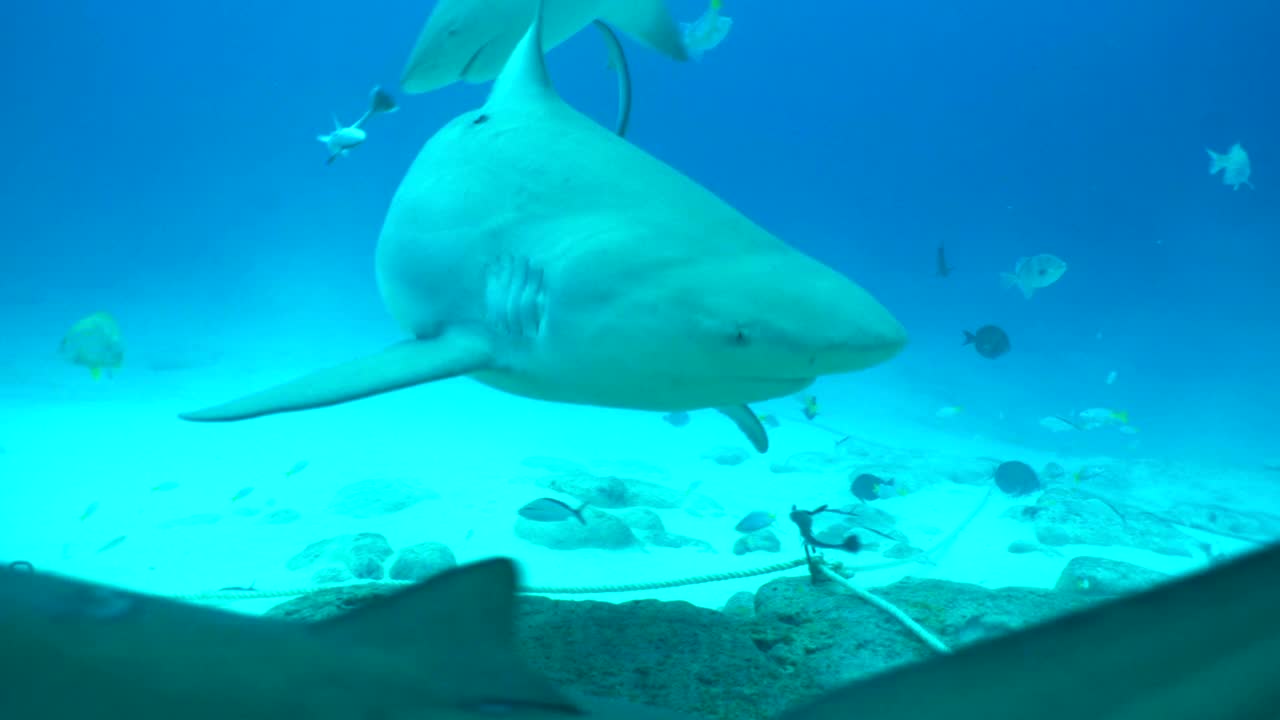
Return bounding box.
[469,354,812,412]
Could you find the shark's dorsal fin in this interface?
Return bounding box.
[486,0,556,110]
[312,558,579,714]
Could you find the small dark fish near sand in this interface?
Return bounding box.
[218,581,257,592]
[734,510,775,533]
[963,325,1010,359]
[518,498,587,524]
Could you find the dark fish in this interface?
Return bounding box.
[936,243,953,277]
[661,411,691,427]
[517,498,587,524]
[218,582,257,592]
[97,535,127,553]
[850,473,894,502]
[734,510,775,533]
[994,460,1040,496]
[962,325,1010,359]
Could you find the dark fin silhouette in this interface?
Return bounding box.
[779,541,1280,720]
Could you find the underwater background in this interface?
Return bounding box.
[2,2,1279,706]
[4,0,1278,464]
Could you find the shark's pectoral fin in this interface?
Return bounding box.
[314,558,582,714]
[717,404,769,453]
[599,0,690,62]
[179,333,492,422]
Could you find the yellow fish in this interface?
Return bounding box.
[60,312,124,379]
[800,394,820,420]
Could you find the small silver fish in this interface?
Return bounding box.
[79,501,100,522]
[151,481,180,493]
[734,510,776,533]
[518,498,587,524]
[231,487,255,503]
[1207,143,1254,190]
[1000,254,1067,299]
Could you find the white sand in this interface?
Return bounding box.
[1,351,1274,620]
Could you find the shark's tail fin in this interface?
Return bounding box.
[1206,147,1227,174]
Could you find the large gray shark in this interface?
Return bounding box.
[178,2,908,452]
[3,543,1279,719]
[399,0,687,94]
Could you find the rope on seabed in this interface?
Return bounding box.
[815,562,952,655]
[172,486,996,605]
[169,557,811,603]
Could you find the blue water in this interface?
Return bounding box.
[2,0,1276,464]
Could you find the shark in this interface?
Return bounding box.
[178,1,908,453]
[3,542,1279,719]
[399,0,687,94]
[399,0,687,137]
